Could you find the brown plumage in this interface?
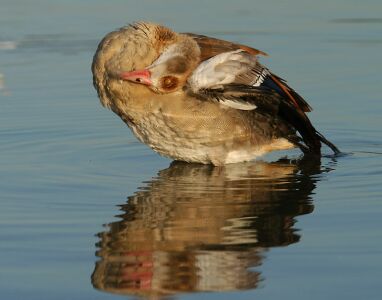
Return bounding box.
[184,33,268,60]
[92,22,339,165]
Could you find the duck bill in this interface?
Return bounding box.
[119,69,152,85]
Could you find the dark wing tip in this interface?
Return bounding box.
[269,74,312,112]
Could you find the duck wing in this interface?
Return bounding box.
[185,47,339,154]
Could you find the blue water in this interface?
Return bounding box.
[1,0,382,299]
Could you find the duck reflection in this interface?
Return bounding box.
[92,157,325,298]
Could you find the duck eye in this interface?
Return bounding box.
[164,77,172,85]
[161,76,178,90]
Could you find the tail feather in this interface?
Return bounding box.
[316,131,341,154]
[278,100,339,155]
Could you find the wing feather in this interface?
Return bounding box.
[184,33,268,61]
[185,33,311,112]
[188,50,268,93]
[183,32,339,154]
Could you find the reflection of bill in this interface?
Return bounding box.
[92,158,324,298]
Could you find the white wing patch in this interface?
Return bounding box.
[187,50,269,110]
[217,98,257,110]
[188,50,249,90]
[188,50,269,90]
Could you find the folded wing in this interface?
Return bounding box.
[184,35,339,154]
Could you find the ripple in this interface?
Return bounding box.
[1,34,98,55]
[0,41,18,50]
[331,18,382,24]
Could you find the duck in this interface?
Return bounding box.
[92,22,339,165]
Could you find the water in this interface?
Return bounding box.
[1,0,381,299]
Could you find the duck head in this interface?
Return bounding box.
[118,23,200,94]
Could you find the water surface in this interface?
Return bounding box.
[1,0,382,299]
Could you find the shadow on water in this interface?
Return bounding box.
[91,156,332,299]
